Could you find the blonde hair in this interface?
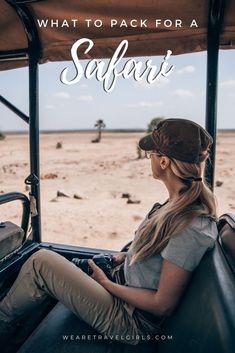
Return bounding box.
[128,151,218,266]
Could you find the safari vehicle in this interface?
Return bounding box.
[0,0,235,352]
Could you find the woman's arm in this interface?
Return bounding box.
[89,258,192,317]
[152,259,192,316]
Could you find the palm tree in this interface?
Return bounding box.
[92,119,106,143]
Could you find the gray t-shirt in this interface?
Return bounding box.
[123,203,218,291]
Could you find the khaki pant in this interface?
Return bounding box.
[0,249,161,345]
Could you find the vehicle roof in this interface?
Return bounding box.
[0,0,235,71]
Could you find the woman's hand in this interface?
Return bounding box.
[88,259,110,286]
[112,251,127,266]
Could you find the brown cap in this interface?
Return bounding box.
[139,118,213,163]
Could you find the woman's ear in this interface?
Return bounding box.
[160,156,171,170]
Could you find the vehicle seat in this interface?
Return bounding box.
[17,301,157,353]
[157,214,235,353]
[17,214,235,353]
[217,213,235,273]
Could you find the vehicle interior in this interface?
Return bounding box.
[0,0,235,352]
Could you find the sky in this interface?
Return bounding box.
[0,49,235,132]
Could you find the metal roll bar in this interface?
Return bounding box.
[205,0,226,189]
[0,0,42,241]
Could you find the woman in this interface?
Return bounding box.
[0,118,218,347]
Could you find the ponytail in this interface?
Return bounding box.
[128,154,218,266]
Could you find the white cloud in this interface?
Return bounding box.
[45,104,55,110]
[126,101,163,108]
[220,80,235,88]
[77,95,93,102]
[134,77,169,89]
[173,89,194,98]
[54,92,70,99]
[177,65,195,74]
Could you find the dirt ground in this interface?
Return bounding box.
[0,131,234,251]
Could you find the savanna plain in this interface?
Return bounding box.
[0,131,234,251]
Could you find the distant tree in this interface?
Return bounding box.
[0,131,5,141]
[147,117,165,133]
[92,119,106,143]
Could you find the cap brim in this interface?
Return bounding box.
[138,134,156,151]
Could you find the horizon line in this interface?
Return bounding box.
[1,128,235,135]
